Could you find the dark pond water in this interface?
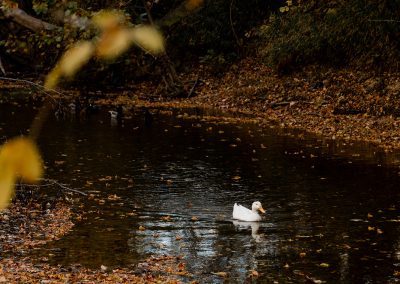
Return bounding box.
[2,99,400,283]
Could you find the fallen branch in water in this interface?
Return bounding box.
[18,178,87,196]
[41,178,88,196]
[0,76,64,102]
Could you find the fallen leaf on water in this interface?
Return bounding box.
[177,262,185,271]
[249,270,259,277]
[107,194,121,200]
[139,226,146,231]
[161,215,172,221]
[191,216,198,221]
[211,272,228,277]
[319,263,330,268]
[377,228,383,234]
[284,263,290,268]
[368,226,375,231]
[231,176,241,181]
[367,213,373,218]
[299,252,306,258]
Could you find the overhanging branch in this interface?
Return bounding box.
[2,6,58,32]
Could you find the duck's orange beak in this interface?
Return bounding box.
[259,207,266,214]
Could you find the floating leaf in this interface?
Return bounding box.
[130,26,165,54]
[212,272,228,277]
[319,263,330,268]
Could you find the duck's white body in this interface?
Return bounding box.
[232,201,265,222]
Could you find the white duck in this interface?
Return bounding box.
[232,201,265,222]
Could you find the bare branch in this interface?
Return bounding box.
[1,6,58,32]
[0,55,5,75]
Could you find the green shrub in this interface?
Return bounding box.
[259,0,400,73]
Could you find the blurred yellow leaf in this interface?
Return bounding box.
[0,137,43,209]
[319,263,330,268]
[92,10,125,30]
[130,26,165,54]
[96,28,132,59]
[185,0,204,10]
[44,41,94,89]
[58,41,95,77]
[0,170,15,209]
[44,68,61,90]
[0,137,43,182]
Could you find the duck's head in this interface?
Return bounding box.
[252,201,265,214]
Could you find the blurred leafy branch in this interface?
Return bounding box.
[0,7,168,209]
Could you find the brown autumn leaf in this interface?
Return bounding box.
[161,215,172,221]
[212,272,228,277]
[139,225,146,231]
[249,270,259,277]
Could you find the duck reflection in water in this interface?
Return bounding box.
[232,220,264,242]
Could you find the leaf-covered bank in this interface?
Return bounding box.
[91,57,400,152]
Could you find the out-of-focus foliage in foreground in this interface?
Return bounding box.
[45,10,165,89]
[0,137,43,209]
